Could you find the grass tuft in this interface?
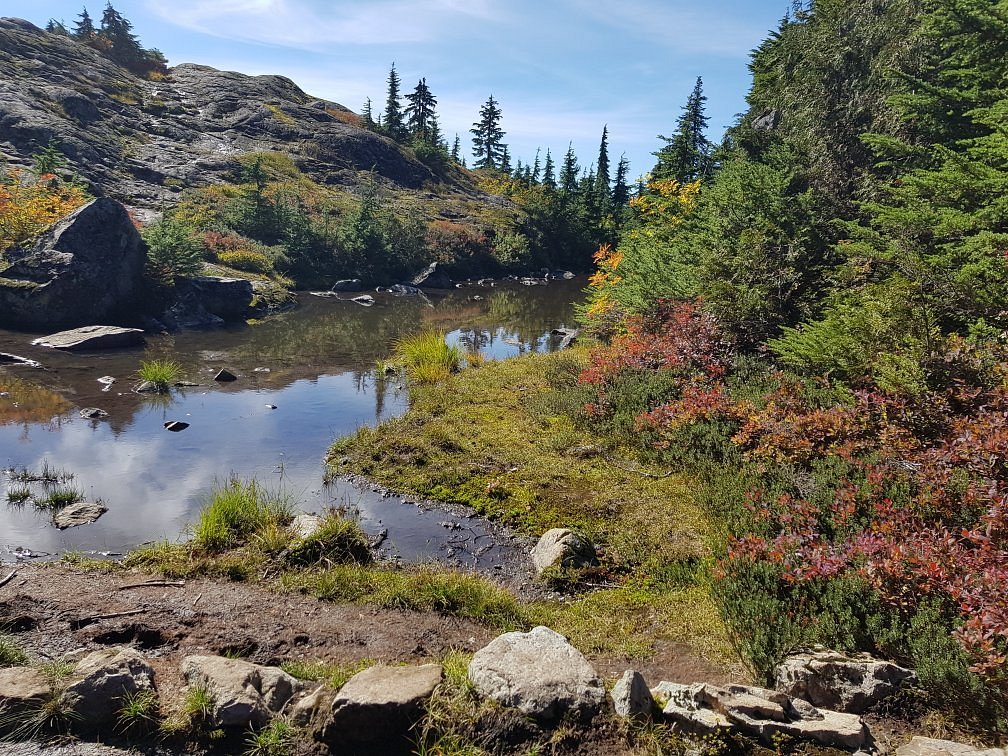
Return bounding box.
[116,689,159,735]
[137,359,183,392]
[0,635,27,667]
[193,478,293,552]
[394,330,461,384]
[283,511,372,567]
[244,717,294,756]
[281,658,372,689]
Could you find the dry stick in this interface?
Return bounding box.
[70,608,147,629]
[192,593,202,607]
[0,570,17,588]
[117,580,185,590]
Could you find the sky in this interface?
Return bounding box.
[5,0,790,181]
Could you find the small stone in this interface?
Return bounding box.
[79,407,108,419]
[531,528,598,576]
[164,421,189,431]
[53,501,108,529]
[213,368,237,382]
[611,670,654,719]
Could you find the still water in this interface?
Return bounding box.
[0,279,585,565]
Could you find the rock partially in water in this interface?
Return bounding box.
[0,352,41,368]
[53,501,108,529]
[79,407,109,419]
[412,262,452,289]
[0,199,147,330]
[164,421,189,432]
[352,295,375,307]
[331,278,364,292]
[214,368,237,382]
[33,325,145,350]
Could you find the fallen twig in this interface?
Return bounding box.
[70,608,146,630]
[0,569,17,588]
[117,580,185,590]
[192,593,202,607]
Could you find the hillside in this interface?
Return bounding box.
[0,17,498,216]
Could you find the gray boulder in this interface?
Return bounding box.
[775,649,915,713]
[181,655,305,729]
[320,664,443,749]
[895,737,1006,756]
[0,666,52,717]
[0,199,147,330]
[32,325,144,350]
[653,681,868,749]
[175,276,254,321]
[611,669,655,720]
[531,528,598,576]
[468,626,604,721]
[63,647,156,726]
[411,262,452,289]
[52,501,108,529]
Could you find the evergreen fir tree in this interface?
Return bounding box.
[612,154,631,208]
[652,76,712,183]
[500,145,512,175]
[559,144,580,202]
[542,149,556,189]
[470,95,505,170]
[451,134,461,163]
[46,19,70,35]
[404,77,437,143]
[383,63,406,141]
[73,6,95,39]
[531,149,541,184]
[361,97,375,128]
[98,3,143,67]
[594,125,611,209]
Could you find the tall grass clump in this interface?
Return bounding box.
[0,635,28,667]
[394,330,461,384]
[193,478,292,552]
[137,359,183,392]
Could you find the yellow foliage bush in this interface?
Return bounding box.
[217,249,273,274]
[0,169,89,253]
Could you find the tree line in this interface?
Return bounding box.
[45,3,167,78]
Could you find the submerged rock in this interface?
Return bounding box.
[52,501,108,529]
[33,325,144,350]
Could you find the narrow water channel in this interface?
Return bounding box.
[0,279,585,566]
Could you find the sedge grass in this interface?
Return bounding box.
[193,478,293,552]
[394,330,461,384]
[136,359,183,392]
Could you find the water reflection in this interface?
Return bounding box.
[0,279,585,561]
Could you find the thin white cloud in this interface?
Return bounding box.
[146,0,504,49]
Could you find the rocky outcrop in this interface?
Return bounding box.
[895,737,1007,756]
[0,199,147,330]
[180,655,305,728]
[33,325,144,350]
[320,664,443,751]
[531,528,598,576]
[0,18,439,208]
[653,681,868,749]
[775,648,915,714]
[468,626,605,721]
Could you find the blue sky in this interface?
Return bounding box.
[6,0,789,181]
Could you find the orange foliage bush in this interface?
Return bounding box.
[0,169,89,253]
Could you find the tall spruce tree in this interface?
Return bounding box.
[652,76,712,183]
[451,134,461,163]
[73,6,95,39]
[361,97,375,128]
[558,144,580,202]
[99,2,142,67]
[531,149,541,185]
[470,95,505,170]
[404,78,437,143]
[542,149,556,188]
[383,63,406,141]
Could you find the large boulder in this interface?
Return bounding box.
[319,664,443,751]
[63,647,157,727]
[775,649,915,714]
[468,626,604,722]
[531,528,598,576]
[653,681,868,749]
[181,655,305,729]
[0,198,147,330]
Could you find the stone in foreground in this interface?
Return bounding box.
[895,737,1007,756]
[654,681,868,749]
[52,501,108,529]
[320,663,443,751]
[64,647,157,727]
[531,528,598,575]
[468,626,604,721]
[33,325,144,350]
[0,666,51,718]
[776,648,914,713]
[611,669,655,720]
[181,655,305,728]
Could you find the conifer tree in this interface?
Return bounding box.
[594,125,611,208]
[652,76,712,183]
[500,145,512,175]
[46,19,69,35]
[470,95,505,170]
[383,63,406,141]
[451,134,461,163]
[612,154,630,207]
[361,97,375,128]
[404,78,437,143]
[73,6,95,39]
[531,149,541,185]
[98,3,143,67]
[542,149,556,188]
[559,144,579,201]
